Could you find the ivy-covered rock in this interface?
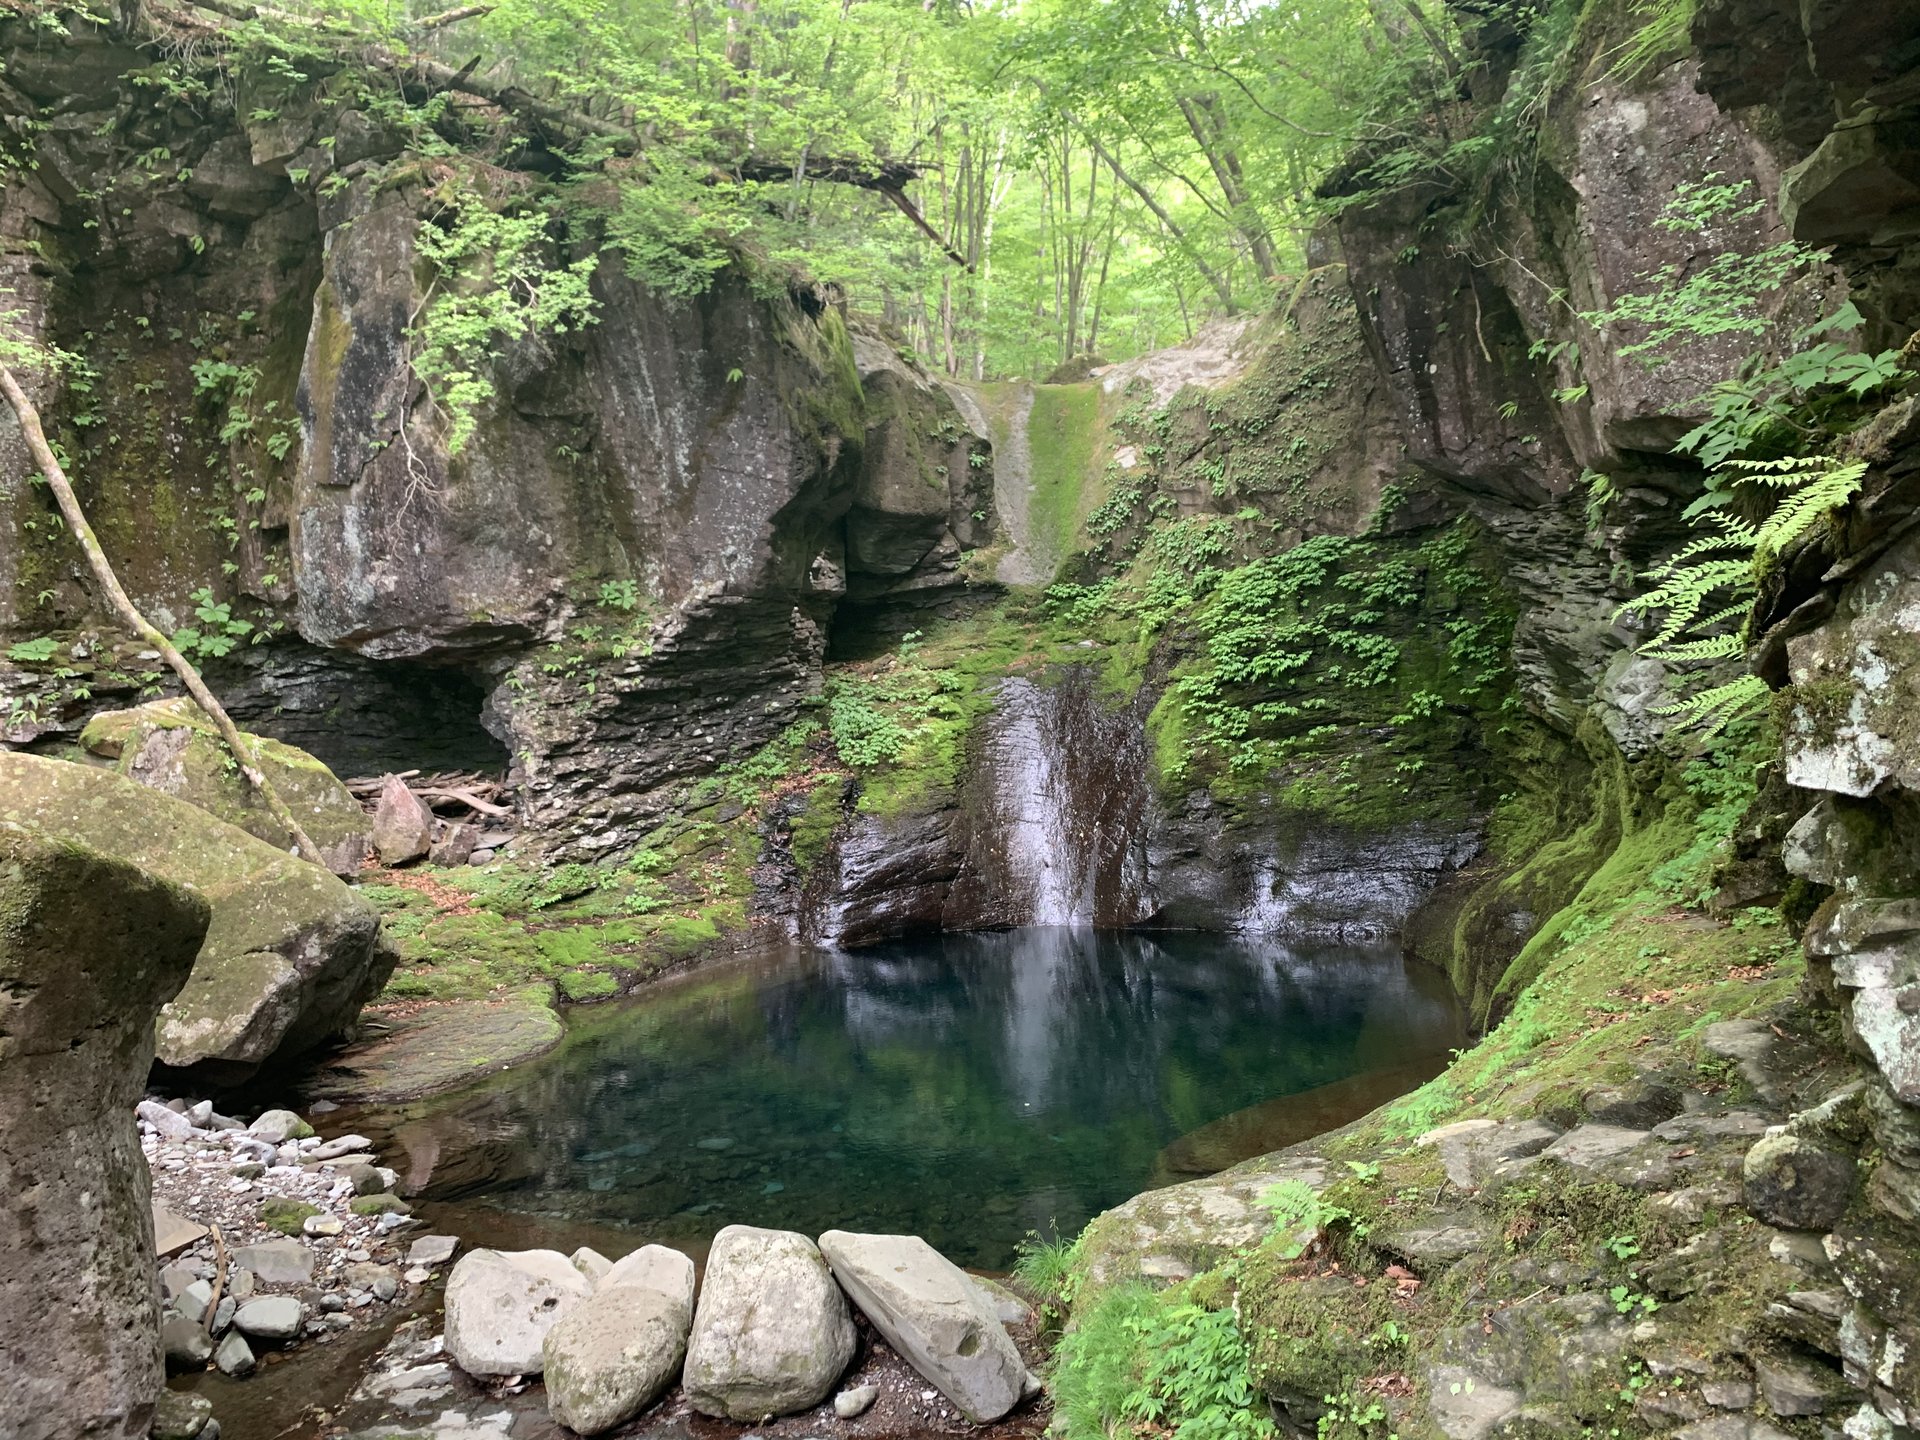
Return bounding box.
[1,752,394,1082]
[80,696,370,875]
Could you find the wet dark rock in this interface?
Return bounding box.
[149,1390,214,1440]
[160,1314,213,1372]
[0,816,206,1440]
[428,821,480,867]
[1583,1078,1685,1129]
[1754,1348,1857,1416]
[1742,1133,1856,1231]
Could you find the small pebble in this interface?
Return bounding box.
[404,1267,430,1285]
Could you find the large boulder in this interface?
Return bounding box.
[818,1231,1030,1423]
[80,697,370,874]
[0,817,208,1439]
[371,774,432,865]
[0,753,395,1081]
[1076,1153,1330,1291]
[444,1248,592,1377]
[543,1283,691,1434]
[602,1243,697,1314]
[683,1225,855,1420]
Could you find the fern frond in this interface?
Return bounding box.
[1652,673,1768,737]
[1691,600,1754,632]
[1646,633,1743,662]
[1651,524,1755,575]
[1716,454,1835,477]
[1749,459,1866,553]
[1632,558,1755,644]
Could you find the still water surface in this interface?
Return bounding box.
[398,929,1464,1269]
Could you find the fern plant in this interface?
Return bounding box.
[1622,455,1866,735]
[1590,179,1907,735]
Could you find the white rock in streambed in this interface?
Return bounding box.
[683,1225,855,1420]
[570,1247,613,1284]
[818,1230,1031,1423]
[835,1385,879,1419]
[247,1109,313,1144]
[138,1100,196,1141]
[444,1248,592,1377]
[601,1244,696,1317]
[543,1284,691,1435]
[235,1296,304,1341]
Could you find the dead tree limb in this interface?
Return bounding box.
[0,363,328,869]
[409,4,494,32]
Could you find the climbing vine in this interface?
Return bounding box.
[408,194,600,460]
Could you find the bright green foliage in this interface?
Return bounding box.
[1014,1228,1084,1326]
[818,619,1037,815]
[410,194,600,456]
[6,636,59,663]
[1051,1285,1273,1440]
[170,586,256,660]
[133,0,1478,383]
[1590,183,1910,735]
[1611,0,1696,81]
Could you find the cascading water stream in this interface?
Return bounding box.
[973,668,1154,927]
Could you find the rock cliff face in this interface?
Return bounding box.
[0,815,208,1440]
[0,21,996,861]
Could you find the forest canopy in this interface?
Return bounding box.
[182,0,1502,379]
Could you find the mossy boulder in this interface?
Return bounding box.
[2,752,396,1082]
[0,820,207,1440]
[1074,1152,1329,1293]
[80,697,370,875]
[258,1198,321,1236]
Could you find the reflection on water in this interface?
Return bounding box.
[385,929,1463,1269]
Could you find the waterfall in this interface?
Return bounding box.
[969,668,1154,927]
[987,678,1089,924]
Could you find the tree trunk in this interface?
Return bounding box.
[1177,92,1278,282]
[1071,116,1236,312]
[0,364,327,869]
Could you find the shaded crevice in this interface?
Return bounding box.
[214,644,508,779]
